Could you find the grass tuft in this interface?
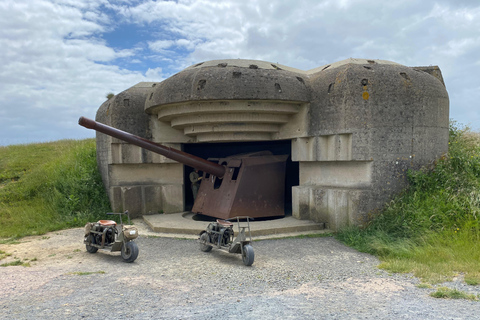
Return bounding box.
[416,283,432,289]
[430,287,479,300]
[0,250,12,260]
[66,271,106,276]
[0,260,30,267]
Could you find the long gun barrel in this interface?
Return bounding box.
[78,116,226,178]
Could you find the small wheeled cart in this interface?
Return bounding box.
[84,210,139,263]
[198,216,254,266]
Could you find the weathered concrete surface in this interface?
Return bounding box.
[303,60,449,228]
[145,60,309,108]
[94,58,449,230]
[95,82,184,217]
[142,212,325,237]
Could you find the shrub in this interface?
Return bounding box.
[336,122,480,283]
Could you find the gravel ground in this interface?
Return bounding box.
[1,226,479,320]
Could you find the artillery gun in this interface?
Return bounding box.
[79,116,288,220]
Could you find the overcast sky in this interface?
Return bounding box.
[1,0,479,146]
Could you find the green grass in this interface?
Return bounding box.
[0,260,30,267]
[337,122,480,285]
[0,250,12,260]
[0,139,110,239]
[416,283,432,289]
[430,287,479,300]
[0,239,20,245]
[65,271,106,276]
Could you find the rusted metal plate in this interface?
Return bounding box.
[192,152,288,219]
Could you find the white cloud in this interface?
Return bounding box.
[0,0,151,145]
[148,40,175,51]
[1,0,479,145]
[111,0,480,130]
[144,67,165,80]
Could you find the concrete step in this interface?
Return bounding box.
[141,212,327,239]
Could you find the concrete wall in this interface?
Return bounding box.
[95,58,449,229]
[293,60,449,228]
[95,82,184,218]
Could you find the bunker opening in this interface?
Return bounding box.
[183,140,299,220]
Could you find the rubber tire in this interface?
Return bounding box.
[242,244,254,266]
[85,235,98,253]
[199,232,213,252]
[121,241,139,263]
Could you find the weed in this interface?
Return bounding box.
[465,277,480,286]
[0,239,20,245]
[0,250,12,260]
[416,283,432,289]
[1,260,22,267]
[65,271,106,276]
[430,287,478,300]
[0,260,30,267]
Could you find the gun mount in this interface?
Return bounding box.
[79,116,287,219]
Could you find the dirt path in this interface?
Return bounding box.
[1,224,479,320]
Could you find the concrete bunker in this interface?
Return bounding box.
[94,58,449,231]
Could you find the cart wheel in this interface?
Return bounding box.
[85,235,98,253]
[199,232,213,252]
[121,241,139,263]
[242,244,254,266]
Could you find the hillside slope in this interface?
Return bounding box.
[0,139,110,238]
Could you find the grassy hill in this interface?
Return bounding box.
[0,139,110,238]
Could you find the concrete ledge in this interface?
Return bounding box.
[142,212,326,239]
